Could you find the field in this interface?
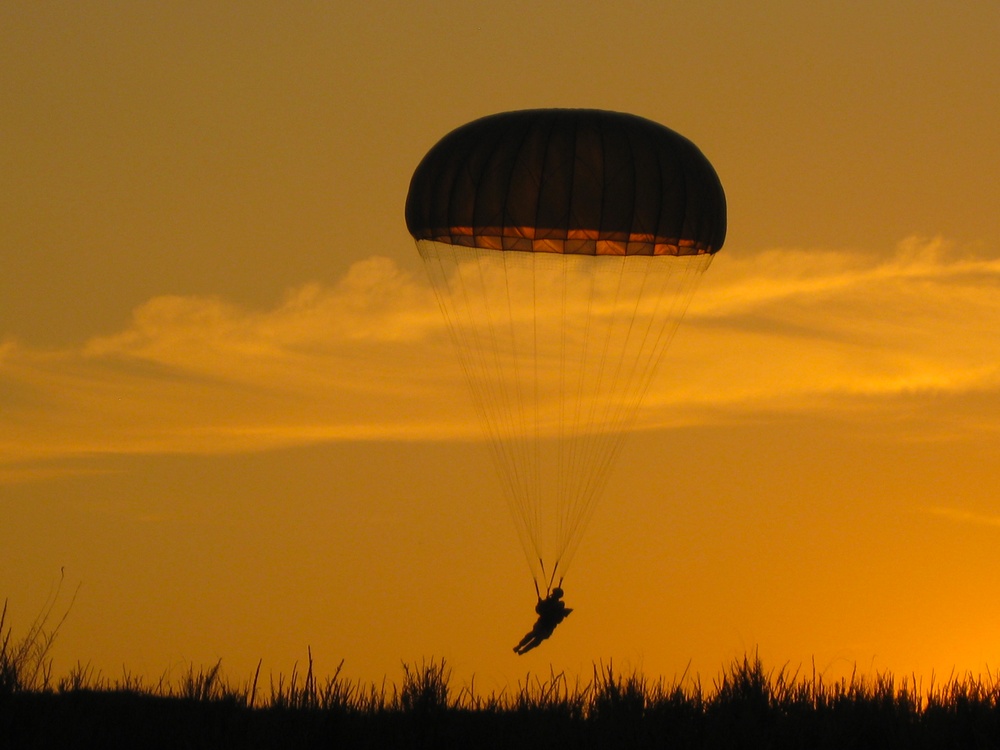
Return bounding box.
[4,597,1000,749]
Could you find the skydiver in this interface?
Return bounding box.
[513,587,572,655]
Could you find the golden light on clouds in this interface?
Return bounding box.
[4,236,998,476]
[670,236,1000,413]
[924,506,1000,530]
[2,257,459,466]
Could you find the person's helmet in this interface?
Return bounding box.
[552,588,563,598]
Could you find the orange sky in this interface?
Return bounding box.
[3,2,1000,692]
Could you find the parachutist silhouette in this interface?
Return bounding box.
[513,588,572,655]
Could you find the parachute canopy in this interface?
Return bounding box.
[405,108,726,256]
[406,110,726,592]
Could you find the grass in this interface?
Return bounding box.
[0,574,78,695]
[3,593,1000,748]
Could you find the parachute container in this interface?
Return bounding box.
[406,110,726,590]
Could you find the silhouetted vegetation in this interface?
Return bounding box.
[3,595,1000,748]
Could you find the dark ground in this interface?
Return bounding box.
[4,682,1000,750]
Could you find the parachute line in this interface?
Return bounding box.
[419,240,712,586]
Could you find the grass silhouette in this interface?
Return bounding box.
[3,592,1000,748]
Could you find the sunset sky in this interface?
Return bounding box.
[3,2,1000,692]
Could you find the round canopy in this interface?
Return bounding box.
[405,108,726,256]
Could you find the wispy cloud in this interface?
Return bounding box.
[1,257,470,468]
[2,237,999,472]
[922,506,1000,530]
[656,236,1000,416]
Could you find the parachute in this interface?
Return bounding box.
[406,109,726,593]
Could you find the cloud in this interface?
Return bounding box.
[656,236,1000,417]
[1,257,470,469]
[2,237,999,472]
[922,506,1000,531]
[84,256,443,362]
